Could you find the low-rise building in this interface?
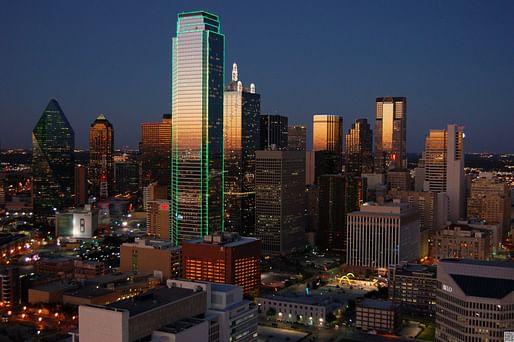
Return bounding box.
[120,238,181,280]
[74,260,105,281]
[431,223,492,260]
[388,262,437,316]
[36,256,75,280]
[0,266,20,305]
[356,298,399,334]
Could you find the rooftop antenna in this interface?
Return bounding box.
[232,63,238,82]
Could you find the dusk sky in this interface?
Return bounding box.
[1,0,513,152]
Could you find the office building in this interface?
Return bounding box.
[467,172,511,236]
[32,99,74,229]
[314,150,342,183]
[387,168,411,191]
[288,125,307,151]
[89,114,114,199]
[388,262,437,316]
[170,11,225,245]
[224,63,260,235]
[313,114,343,155]
[140,114,172,187]
[374,97,407,172]
[74,164,88,207]
[146,200,171,240]
[423,124,465,222]
[356,299,399,334]
[114,161,139,195]
[255,150,305,255]
[182,232,260,295]
[0,266,20,305]
[260,114,288,150]
[120,238,181,280]
[73,260,105,281]
[305,151,315,185]
[345,118,373,174]
[346,202,420,270]
[56,205,98,239]
[78,285,207,342]
[142,182,168,211]
[431,223,492,260]
[435,259,514,342]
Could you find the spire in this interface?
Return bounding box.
[96,113,107,121]
[250,83,256,94]
[232,63,238,82]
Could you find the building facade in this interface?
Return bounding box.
[181,233,261,296]
[374,97,407,172]
[140,114,172,187]
[346,202,420,270]
[287,125,307,151]
[224,63,260,236]
[32,99,75,230]
[435,259,514,342]
[431,223,492,260]
[356,299,399,333]
[345,118,373,174]
[255,150,305,255]
[88,114,114,199]
[313,114,343,155]
[170,11,225,245]
[259,114,288,150]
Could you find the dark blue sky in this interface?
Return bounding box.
[1,0,513,152]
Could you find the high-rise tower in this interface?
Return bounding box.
[32,99,74,231]
[374,97,407,172]
[260,114,288,150]
[345,118,373,174]
[89,114,114,199]
[224,63,260,236]
[312,114,343,155]
[140,114,172,187]
[170,11,225,245]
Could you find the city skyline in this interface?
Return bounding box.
[1,1,513,153]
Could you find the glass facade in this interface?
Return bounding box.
[171,11,225,245]
[312,114,343,155]
[374,97,407,172]
[89,114,114,199]
[32,99,75,230]
[259,114,288,150]
[140,114,172,187]
[345,118,373,174]
[287,125,307,151]
[224,64,260,235]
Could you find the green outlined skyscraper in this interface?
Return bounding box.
[170,11,225,245]
[32,99,75,231]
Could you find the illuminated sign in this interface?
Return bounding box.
[442,284,453,293]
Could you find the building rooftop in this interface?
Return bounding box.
[64,287,113,299]
[156,317,205,334]
[350,201,416,216]
[358,299,395,311]
[450,274,514,299]
[106,287,199,317]
[32,281,78,293]
[393,263,437,277]
[441,258,514,269]
[186,232,259,248]
[259,293,337,307]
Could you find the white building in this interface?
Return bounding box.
[56,205,98,239]
[436,259,514,342]
[346,202,420,270]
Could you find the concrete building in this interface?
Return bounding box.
[346,202,420,270]
[436,259,514,342]
[182,233,260,295]
[55,205,98,239]
[467,172,511,237]
[146,200,171,241]
[255,150,305,255]
[356,298,399,334]
[0,266,20,305]
[423,124,465,222]
[288,125,307,151]
[73,260,105,281]
[431,223,492,261]
[152,318,209,342]
[388,262,437,316]
[387,168,411,191]
[120,238,181,280]
[74,164,88,207]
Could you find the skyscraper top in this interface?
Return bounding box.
[232,63,238,82]
[177,11,220,34]
[91,113,113,127]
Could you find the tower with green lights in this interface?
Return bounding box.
[170,11,225,245]
[32,99,75,231]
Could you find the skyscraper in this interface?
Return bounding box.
[170,11,225,245]
[224,63,260,236]
[312,114,343,155]
[32,99,74,230]
[345,118,373,174]
[424,124,465,222]
[88,114,114,199]
[140,114,172,187]
[255,150,305,255]
[374,97,407,172]
[259,114,288,150]
[287,125,307,151]
[74,164,88,207]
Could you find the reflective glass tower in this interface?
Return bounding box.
[374,97,407,172]
[32,99,75,230]
[224,63,260,235]
[171,11,225,245]
[313,114,343,155]
[345,118,373,174]
[89,114,114,199]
